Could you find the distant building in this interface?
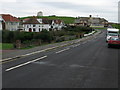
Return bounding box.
[0,14,20,31]
[74,17,89,26]
[75,15,108,27]
[37,11,43,16]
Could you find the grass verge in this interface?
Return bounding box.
[0,43,14,50]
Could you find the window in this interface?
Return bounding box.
[33,28,36,32]
[27,25,29,28]
[33,25,36,27]
[39,28,41,32]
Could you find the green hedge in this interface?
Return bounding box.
[2,30,53,43]
[2,26,93,44]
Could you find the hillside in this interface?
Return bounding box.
[20,16,76,24]
[111,24,120,29]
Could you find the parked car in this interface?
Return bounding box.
[108,37,120,48]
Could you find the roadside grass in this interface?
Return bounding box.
[0,43,14,50]
[20,45,35,49]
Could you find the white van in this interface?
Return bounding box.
[106,28,119,42]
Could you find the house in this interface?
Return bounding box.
[0,14,20,31]
[51,19,64,30]
[75,15,108,27]
[88,17,108,27]
[23,17,50,32]
[22,17,64,32]
[74,17,89,26]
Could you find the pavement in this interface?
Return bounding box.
[2,29,118,88]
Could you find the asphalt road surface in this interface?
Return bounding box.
[2,30,119,88]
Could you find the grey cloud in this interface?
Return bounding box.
[0,1,118,22]
[40,2,117,16]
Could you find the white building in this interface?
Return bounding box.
[23,17,50,32]
[37,11,43,16]
[23,17,64,32]
[51,20,64,30]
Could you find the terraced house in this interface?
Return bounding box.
[22,17,64,32]
[0,14,20,31]
[23,17,49,32]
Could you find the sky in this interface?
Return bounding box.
[0,0,119,23]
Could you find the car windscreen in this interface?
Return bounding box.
[110,38,120,41]
[107,33,118,36]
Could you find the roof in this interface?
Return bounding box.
[23,17,40,24]
[23,17,63,25]
[42,18,50,24]
[53,19,62,24]
[23,18,30,22]
[0,14,20,22]
[107,28,119,32]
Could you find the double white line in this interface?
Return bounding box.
[5,55,47,72]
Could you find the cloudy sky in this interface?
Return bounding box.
[0,0,119,23]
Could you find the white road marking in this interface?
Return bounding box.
[1,46,58,62]
[5,55,47,72]
[0,56,21,62]
[0,58,12,62]
[56,48,70,54]
[72,44,81,48]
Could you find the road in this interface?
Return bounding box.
[2,30,118,88]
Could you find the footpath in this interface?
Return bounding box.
[2,30,102,60]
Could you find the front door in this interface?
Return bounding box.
[29,28,32,32]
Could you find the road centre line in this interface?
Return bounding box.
[1,46,58,62]
[0,58,12,62]
[5,55,47,72]
[21,46,58,57]
[56,48,70,54]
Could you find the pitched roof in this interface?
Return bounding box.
[23,17,63,25]
[0,14,20,22]
[47,20,53,24]
[42,18,50,24]
[23,18,30,22]
[23,17,40,24]
[53,20,62,24]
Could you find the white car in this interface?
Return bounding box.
[106,33,119,42]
